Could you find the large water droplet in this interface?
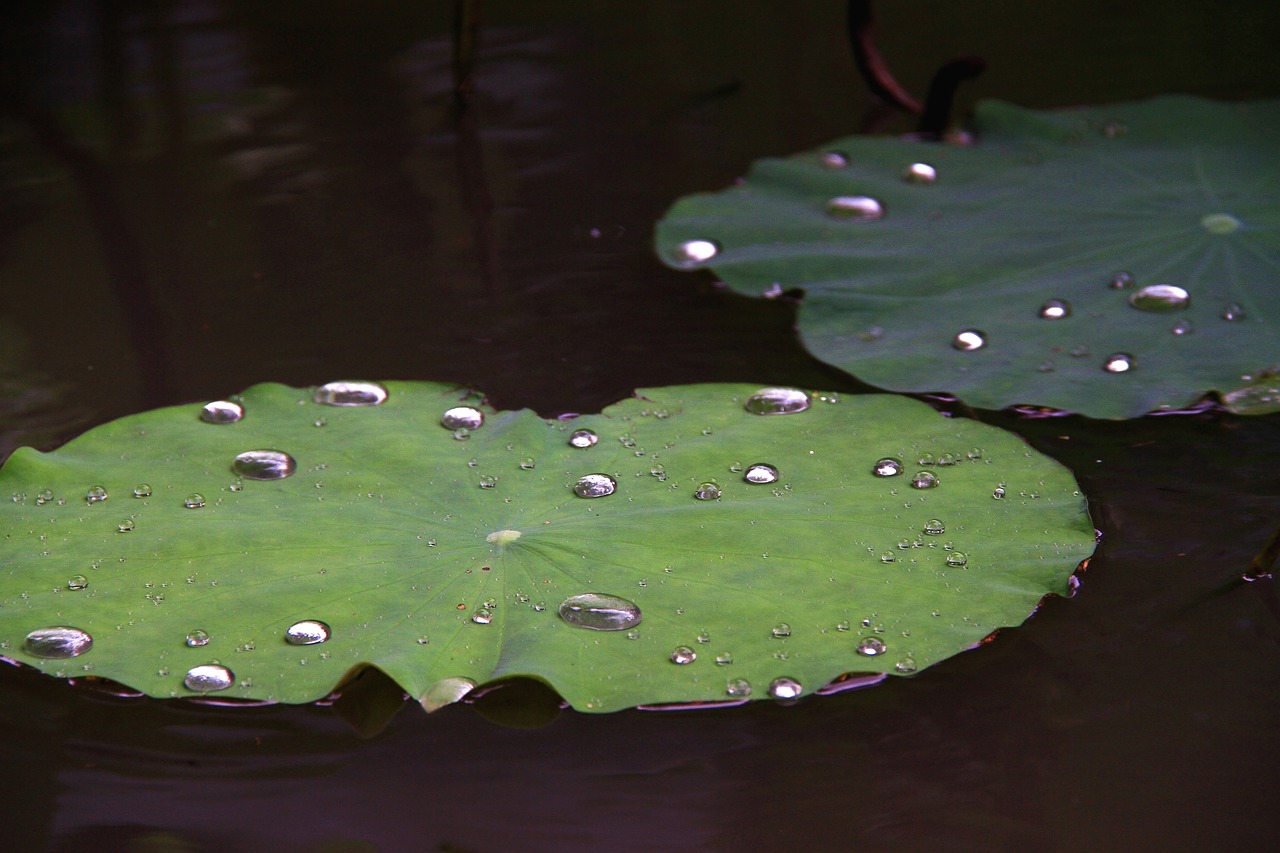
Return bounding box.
[442,407,484,430]
[185,629,211,647]
[902,162,937,183]
[771,622,792,639]
[768,677,803,699]
[117,519,135,533]
[1103,353,1135,373]
[478,474,498,489]
[872,457,903,477]
[952,330,986,351]
[993,487,1006,500]
[826,196,884,222]
[85,485,108,504]
[1129,284,1190,312]
[670,646,697,665]
[314,381,388,406]
[284,620,331,646]
[183,494,206,509]
[693,481,722,500]
[24,626,93,659]
[923,518,945,535]
[232,450,296,481]
[820,150,849,168]
[857,637,887,656]
[184,664,234,692]
[742,463,779,485]
[1038,299,1072,319]
[910,471,939,489]
[1201,212,1242,234]
[573,474,617,498]
[568,429,598,448]
[133,484,152,498]
[471,608,493,625]
[200,400,244,424]
[726,678,753,697]
[671,239,720,267]
[744,388,810,415]
[67,574,89,590]
[558,593,642,631]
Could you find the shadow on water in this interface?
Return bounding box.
[1,1,1279,850]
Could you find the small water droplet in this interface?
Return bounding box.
[857,637,887,656]
[742,464,779,484]
[993,487,1006,499]
[952,329,986,351]
[1109,271,1135,290]
[1038,299,1072,319]
[726,678,752,697]
[820,150,849,168]
[937,453,958,467]
[232,449,296,481]
[1171,319,1194,336]
[85,485,108,504]
[880,551,896,563]
[1069,344,1091,358]
[826,195,884,222]
[35,488,54,505]
[649,464,667,480]
[568,429,599,448]
[715,652,734,665]
[284,620,330,645]
[24,626,93,659]
[67,575,88,590]
[771,622,791,639]
[696,631,711,644]
[918,453,937,467]
[946,551,969,567]
[313,418,327,428]
[442,407,484,430]
[1201,212,1242,234]
[478,474,498,489]
[184,664,234,692]
[671,239,720,267]
[471,608,493,625]
[694,481,722,501]
[1103,353,1135,373]
[573,473,616,498]
[670,646,696,665]
[117,519,135,533]
[923,518,945,535]
[519,457,536,470]
[313,381,388,406]
[1222,303,1246,321]
[910,471,939,490]
[872,457,903,477]
[183,494,206,509]
[1129,284,1189,312]
[452,428,471,441]
[743,388,810,415]
[558,593,642,631]
[895,657,918,673]
[185,629,211,647]
[417,636,431,645]
[200,400,244,424]
[902,162,937,183]
[768,677,803,699]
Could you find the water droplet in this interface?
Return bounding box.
[200,400,244,424]
[715,652,734,665]
[117,519,135,533]
[1129,284,1189,312]
[417,636,431,645]
[34,488,53,505]
[442,406,484,430]
[1038,299,1072,319]
[880,551,896,563]
[478,474,498,489]
[744,387,810,415]
[24,627,93,659]
[993,487,1006,499]
[313,381,388,406]
[826,195,884,222]
[923,518,945,535]
[452,428,471,441]
[902,162,937,183]
[1201,212,1242,234]
[671,239,720,267]
[232,449,296,481]
[519,457,536,470]
[1103,353,1135,373]
[184,664,234,692]
[946,552,969,567]
[1109,271,1135,290]
[670,646,697,665]
[820,150,849,168]
[726,678,752,697]
[1171,319,1194,336]
[895,657,918,673]
[85,485,108,504]
[952,329,986,351]
[742,463,780,485]
[1222,303,1246,321]
[67,575,88,590]
[185,629,211,647]
[771,622,792,639]
[573,473,617,498]
[284,620,330,645]
[694,481,722,501]
[910,471,939,490]
[649,464,667,480]
[558,593,642,631]
[471,608,493,625]
[183,494,206,509]
[568,429,598,448]
[857,637,887,656]
[768,677,803,699]
[872,457,903,477]
[314,418,327,428]
[696,631,711,644]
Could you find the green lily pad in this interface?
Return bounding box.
[0,382,1093,712]
[656,96,1280,419]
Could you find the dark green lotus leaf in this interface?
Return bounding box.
[0,382,1093,712]
[656,97,1280,419]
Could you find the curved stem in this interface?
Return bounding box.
[847,0,922,114]
[917,56,986,138]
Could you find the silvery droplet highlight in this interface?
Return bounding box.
[744,388,810,415]
[826,195,884,222]
[1103,353,1135,373]
[743,464,779,485]
[1171,319,1194,336]
[24,626,93,659]
[693,482,722,501]
[200,400,244,424]
[923,518,945,535]
[902,162,937,183]
[133,484,152,498]
[573,474,616,498]
[558,593,642,631]
[284,620,331,646]
[442,407,484,430]
[671,239,719,267]
[873,458,903,477]
[568,429,598,448]
[183,494,205,509]
[85,485,108,504]
[820,150,849,168]
[1109,271,1135,290]
[857,637,887,656]
[910,471,939,489]
[313,381,388,406]
[1129,284,1189,312]
[67,574,89,590]
[952,329,986,351]
[184,664,234,692]
[768,677,803,699]
[1038,299,1072,319]
[946,552,969,567]
[726,678,752,697]
[232,450,296,481]
[185,629,211,647]
[1200,212,1242,234]
[771,622,792,639]
[471,608,493,625]
[117,519,135,533]
[895,657,918,673]
[670,646,696,665]
[1222,303,1246,321]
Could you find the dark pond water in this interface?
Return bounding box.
[2,2,1278,850]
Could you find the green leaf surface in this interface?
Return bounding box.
[0,382,1094,712]
[656,96,1280,419]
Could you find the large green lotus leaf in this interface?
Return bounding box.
[0,382,1093,712]
[655,97,1280,419]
